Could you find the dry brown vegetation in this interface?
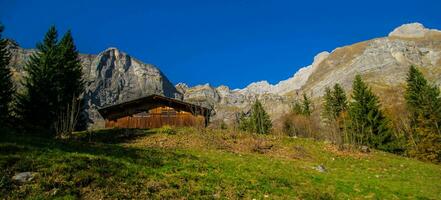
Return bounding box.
[125,127,368,161]
[302,40,370,92]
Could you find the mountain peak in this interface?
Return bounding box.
[102,47,121,54]
[388,22,439,38]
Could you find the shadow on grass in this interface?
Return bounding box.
[0,130,198,169]
[0,130,202,199]
[72,128,157,144]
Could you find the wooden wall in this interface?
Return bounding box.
[104,106,206,129]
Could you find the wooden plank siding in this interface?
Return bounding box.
[104,106,205,129]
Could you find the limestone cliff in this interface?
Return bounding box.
[7,22,441,128]
[7,45,181,128]
[179,23,441,124]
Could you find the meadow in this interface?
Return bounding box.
[1,127,441,199]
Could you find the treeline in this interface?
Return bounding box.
[236,66,441,163]
[0,24,84,138]
[282,67,441,163]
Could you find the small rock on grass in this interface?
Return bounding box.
[12,172,35,183]
[314,165,326,173]
[360,146,370,153]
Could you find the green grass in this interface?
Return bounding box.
[1,128,441,199]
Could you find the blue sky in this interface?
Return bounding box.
[1,0,440,89]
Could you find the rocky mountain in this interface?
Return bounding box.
[7,22,441,128]
[7,43,180,128]
[178,22,441,124]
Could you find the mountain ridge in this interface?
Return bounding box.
[7,22,441,128]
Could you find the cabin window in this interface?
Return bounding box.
[133,111,150,117]
[161,109,177,117]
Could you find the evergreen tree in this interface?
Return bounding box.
[292,101,303,115]
[301,94,312,116]
[56,30,84,105]
[238,111,252,132]
[322,87,334,120]
[16,26,60,135]
[0,24,14,126]
[322,84,348,145]
[405,66,441,162]
[348,75,394,151]
[54,30,85,135]
[323,84,348,121]
[17,26,85,136]
[250,99,272,134]
[239,100,272,134]
[333,84,348,116]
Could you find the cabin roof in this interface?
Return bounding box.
[97,94,210,120]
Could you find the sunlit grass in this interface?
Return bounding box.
[1,127,440,199]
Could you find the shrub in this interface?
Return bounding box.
[282,112,320,138]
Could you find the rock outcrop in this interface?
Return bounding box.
[302,23,441,98]
[389,22,441,38]
[179,22,441,125]
[7,45,181,128]
[7,22,441,128]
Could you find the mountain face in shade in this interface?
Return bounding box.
[7,45,181,128]
[7,22,441,128]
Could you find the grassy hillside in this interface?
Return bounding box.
[1,127,441,199]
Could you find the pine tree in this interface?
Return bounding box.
[238,111,252,132]
[323,84,348,121]
[292,101,303,115]
[17,26,85,136]
[301,94,312,116]
[322,87,334,120]
[333,84,348,116]
[250,99,272,134]
[53,30,85,136]
[404,66,441,162]
[0,24,14,126]
[56,30,84,105]
[239,100,272,134]
[348,75,394,151]
[16,26,60,135]
[322,84,348,145]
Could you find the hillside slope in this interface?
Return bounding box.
[179,23,441,124]
[1,128,441,199]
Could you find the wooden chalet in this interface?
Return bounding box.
[97,94,210,129]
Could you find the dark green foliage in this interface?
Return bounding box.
[404,66,441,162]
[322,87,334,120]
[250,100,272,134]
[16,26,84,136]
[0,24,14,126]
[291,94,313,116]
[239,99,272,134]
[332,84,348,116]
[16,26,60,134]
[56,30,84,107]
[292,101,303,115]
[322,84,348,145]
[322,84,348,121]
[348,75,395,151]
[238,112,253,132]
[301,94,312,116]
